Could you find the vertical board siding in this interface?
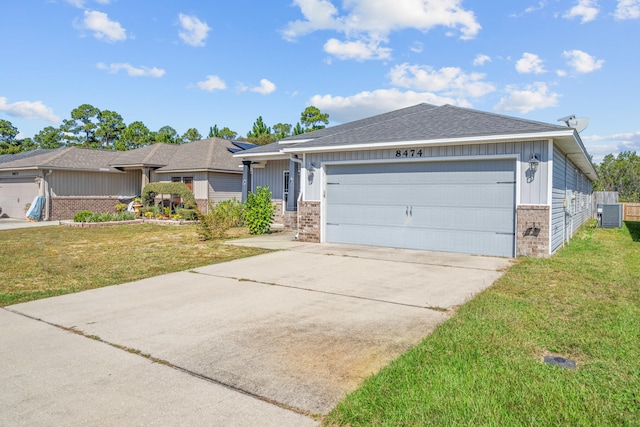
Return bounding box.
[50,170,140,197]
[551,147,566,252]
[551,145,592,253]
[305,140,549,204]
[208,172,242,203]
[253,159,288,199]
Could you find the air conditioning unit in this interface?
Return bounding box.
[600,204,622,228]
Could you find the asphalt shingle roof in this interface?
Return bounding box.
[0,138,242,173]
[289,104,570,149]
[0,149,60,164]
[154,138,242,173]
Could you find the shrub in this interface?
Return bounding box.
[114,203,127,212]
[73,210,135,223]
[244,186,275,235]
[141,182,196,209]
[195,199,244,241]
[74,210,94,222]
[175,208,197,220]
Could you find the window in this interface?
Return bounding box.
[283,171,290,204]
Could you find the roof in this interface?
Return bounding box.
[0,147,122,172]
[153,138,242,173]
[0,149,60,164]
[237,103,597,179]
[0,138,243,174]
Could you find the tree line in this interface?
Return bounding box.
[0,104,329,154]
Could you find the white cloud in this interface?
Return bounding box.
[564,0,599,23]
[0,97,61,123]
[196,75,227,92]
[583,131,640,163]
[67,0,112,6]
[178,13,211,47]
[283,0,480,60]
[79,10,126,42]
[389,63,495,98]
[473,54,491,66]
[563,49,604,73]
[615,0,640,19]
[308,88,469,123]
[323,38,392,61]
[494,82,559,114]
[515,52,546,74]
[250,79,277,95]
[410,42,423,53]
[96,62,165,77]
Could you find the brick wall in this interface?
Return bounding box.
[517,205,550,258]
[50,197,123,221]
[297,201,320,242]
[270,199,298,230]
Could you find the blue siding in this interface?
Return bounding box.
[551,145,593,253]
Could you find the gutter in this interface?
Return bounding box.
[43,170,52,221]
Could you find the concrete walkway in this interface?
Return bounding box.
[0,218,61,230]
[2,232,511,425]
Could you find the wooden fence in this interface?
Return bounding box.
[592,192,619,218]
[623,203,640,222]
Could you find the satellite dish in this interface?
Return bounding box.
[557,115,590,133]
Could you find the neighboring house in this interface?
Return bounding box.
[0,138,242,221]
[235,103,597,258]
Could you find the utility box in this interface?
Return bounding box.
[600,204,622,228]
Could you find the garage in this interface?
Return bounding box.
[325,159,516,257]
[0,177,39,218]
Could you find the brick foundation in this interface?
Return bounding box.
[50,197,125,221]
[272,199,298,230]
[297,201,320,242]
[516,205,550,258]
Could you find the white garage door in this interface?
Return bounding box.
[0,178,39,218]
[325,159,516,257]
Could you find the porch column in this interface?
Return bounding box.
[286,158,299,211]
[141,167,150,193]
[242,160,252,202]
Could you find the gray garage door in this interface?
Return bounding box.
[325,160,516,257]
[0,178,39,218]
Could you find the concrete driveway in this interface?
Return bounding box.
[1,233,511,425]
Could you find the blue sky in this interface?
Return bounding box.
[1,0,638,162]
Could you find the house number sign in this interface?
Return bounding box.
[395,149,424,158]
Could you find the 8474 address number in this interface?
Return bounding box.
[395,149,423,158]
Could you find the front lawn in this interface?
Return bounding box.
[325,222,640,426]
[0,224,268,306]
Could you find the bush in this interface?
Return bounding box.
[114,203,127,212]
[73,210,135,223]
[244,186,275,235]
[141,182,196,209]
[195,199,243,241]
[74,210,94,222]
[175,208,197,220]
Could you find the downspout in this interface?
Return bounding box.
[290,155,303,240]
[43,170,53,221]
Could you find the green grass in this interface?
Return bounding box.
[0,224,268,306]
[325,222,640,426]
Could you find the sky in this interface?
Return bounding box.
[1,0,639,163]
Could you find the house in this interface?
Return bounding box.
[235,103,597,258]
[0,138,242,221]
